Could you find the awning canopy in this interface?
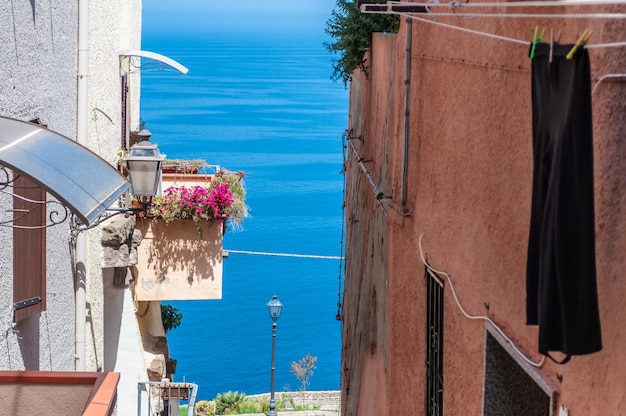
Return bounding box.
[0,117,130,225]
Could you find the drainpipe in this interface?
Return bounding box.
[75,0,89,371]
[400,7,413,208]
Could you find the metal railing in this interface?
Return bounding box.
[137,380,198,416]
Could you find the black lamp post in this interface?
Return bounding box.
[266,295,283,416]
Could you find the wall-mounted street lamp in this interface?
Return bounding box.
[266,295,283,416]
[123,130,165,213]
[70,136,165,233]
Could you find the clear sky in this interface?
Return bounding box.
[143,0,339,39]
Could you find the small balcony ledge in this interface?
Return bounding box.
[0,371,119,416]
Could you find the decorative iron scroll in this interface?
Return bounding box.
[0,166,69,229]
[69,207,139,238]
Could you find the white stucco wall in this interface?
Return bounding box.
[86,2,147,414]
[2,3,149,412]
[85,0,143,376]
[0,1,78,371]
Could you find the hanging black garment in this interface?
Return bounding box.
[526,43,602,357]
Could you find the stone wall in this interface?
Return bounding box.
[247,390,341,411]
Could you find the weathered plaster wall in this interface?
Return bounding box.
[344,9,626,416]
[0,0,78,372]
[85,0,142,374]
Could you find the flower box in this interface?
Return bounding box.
[133,219,223,301]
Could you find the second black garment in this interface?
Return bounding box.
[526,42,602,357]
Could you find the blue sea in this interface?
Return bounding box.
[140,30,348,399]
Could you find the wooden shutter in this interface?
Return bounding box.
[13,175,46,322]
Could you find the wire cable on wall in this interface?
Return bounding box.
[343,130,407,227]
[418,233,545,368]
[336,133,348,321]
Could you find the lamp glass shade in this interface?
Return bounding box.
[126,159,162,196]
[124,140,165,196]
[267,296,282,321]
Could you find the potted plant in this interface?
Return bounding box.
[161,158,210,174]
[151,170,247,233]
[133,171,247,301]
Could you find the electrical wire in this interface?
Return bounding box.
[418,233,546,368]
[224,249,343,260]
[592,73,626,94]
[336,134,348,321]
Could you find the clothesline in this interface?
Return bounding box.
[396,12,626,19]
[224,249,343,260]
[392,11,626,49]
[361,1,626,49]
[385,0,626,8]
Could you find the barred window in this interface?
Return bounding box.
[425,267,444,416]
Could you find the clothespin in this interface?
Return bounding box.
[530,26,539,59]
[566,29,592,59]
[530,27,546,59]
[549,29,554,63]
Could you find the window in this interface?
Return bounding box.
[425,267,444,416]
[483,324,555,416]
[12,175,46,322]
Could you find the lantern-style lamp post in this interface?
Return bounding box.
[124,131,165,214]
[266,295,283,416]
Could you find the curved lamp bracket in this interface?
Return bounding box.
[120,50,189,75]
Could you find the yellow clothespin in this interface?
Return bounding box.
[566,29,592,59]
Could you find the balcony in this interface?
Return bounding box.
[132,169,246,301]
[0,371,119,416]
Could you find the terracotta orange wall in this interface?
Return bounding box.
[0,371,119,416]
[343,8,626,416]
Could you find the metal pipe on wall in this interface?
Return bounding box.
[75,0,89,371]
[400,7,413,208]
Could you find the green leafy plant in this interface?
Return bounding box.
[325,0,400,87]
[290,353,318,405]
[215,391,246,415]
[236,400,262,413]
[160,304,183,333]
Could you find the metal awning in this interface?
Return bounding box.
[0,117,130,225]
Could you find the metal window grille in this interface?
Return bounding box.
[425,267,444,416]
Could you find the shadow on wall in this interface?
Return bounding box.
[134,219,224,301]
